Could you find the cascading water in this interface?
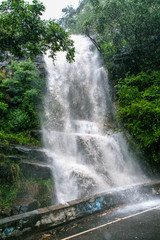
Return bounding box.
[42,35,144,204]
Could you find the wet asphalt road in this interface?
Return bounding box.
[27,198,160,240]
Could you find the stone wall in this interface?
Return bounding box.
[0,180,160,239]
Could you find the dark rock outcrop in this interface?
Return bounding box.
[20,162,52,180]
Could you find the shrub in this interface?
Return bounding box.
[117,71,160,161]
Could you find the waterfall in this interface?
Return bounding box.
[42,35,145,204]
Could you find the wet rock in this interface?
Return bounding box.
[12,199,38,215]
[0,144,47,162]
[13,145,47,162]
[20,162,52,180]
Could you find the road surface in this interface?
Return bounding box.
[26,198,160,240]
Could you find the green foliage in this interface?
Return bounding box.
[59,0,92,34]
[62,0,160,79]
[7,109,31,132]
[19,178,53,207]
[0,61,44,147]
[0,71,8,115]
[117,71,160,161]
[35,178,53,207]
[0,61,45,132]
[87,0,160,77]
[0,155,20,184]
[0,0,74,62]
[0,129,41,147]
[0,155,20,210]
[0,153,53,211]
[60,5,77,33]
[0,185,19,211]
[0,71,5,82]
[0,152,52,211]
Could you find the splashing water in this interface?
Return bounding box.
[42,35,144,204]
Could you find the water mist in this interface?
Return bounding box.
[42,35,144,204]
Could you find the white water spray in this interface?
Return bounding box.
[42,35,144,204]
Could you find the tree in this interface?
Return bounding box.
[117,71,160,161]
[59,0,90,34]
[90,0,160,78]
[1,61,45,131]
[63,0,160,78]
[59,5,77,33]
[0,0,75,62]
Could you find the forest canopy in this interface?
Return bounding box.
[0,0,75,62]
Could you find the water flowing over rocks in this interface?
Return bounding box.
[42,35,146,204]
